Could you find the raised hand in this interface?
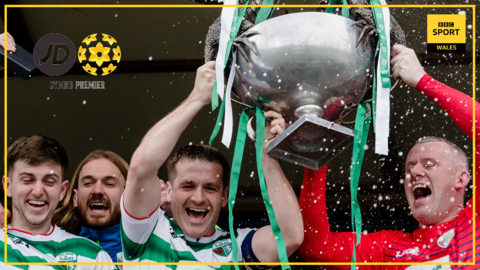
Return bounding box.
[263,110,286,151]
[391,44,426,87]
[190,61,216,106]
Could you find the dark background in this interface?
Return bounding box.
[0,0,478,268]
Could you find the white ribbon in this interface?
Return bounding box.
[221,52,237,148]
[374,0,391,156]
[215,0,237,100]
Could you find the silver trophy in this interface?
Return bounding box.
[232,12,374,170]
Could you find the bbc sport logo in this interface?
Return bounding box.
[427,14,466,53]
[33,32,121,77]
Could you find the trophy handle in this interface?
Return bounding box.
[246,117,276,142]
[339,103,372,124]
[247,117,256,142]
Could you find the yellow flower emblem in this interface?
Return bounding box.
[88,42,111,67]
[82,63,97,76]
[112,46,121,63]
[102,34,117,46]
[102,63,117,76]
[78,46,87,63]
[82,34,97,46]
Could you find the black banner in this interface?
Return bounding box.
[427,43,466,53]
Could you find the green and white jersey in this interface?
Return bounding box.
[120,195,256,270]
[0,224,114,270]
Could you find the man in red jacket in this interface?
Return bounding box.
[298,45,480,269]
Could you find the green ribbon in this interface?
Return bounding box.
[213,2,287,268]
[370,0,392,131]
[228,107,290,270]
[211,1,250,112]
[349,3,388,268]
[371,1,391,89]
[209,97,226,145]
[210,3,250,144]
[349,102,371,269]
[326,0,349,18]
[227,107,249,270]
[254,107,290,270]
[254,0,276,25]
[210,0,280,144]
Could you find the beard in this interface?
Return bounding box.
[77,194,121,230]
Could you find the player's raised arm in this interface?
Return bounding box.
[124,61,216,218]
[392,44,479,207]
[251,111,304,263]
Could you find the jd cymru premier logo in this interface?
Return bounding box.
[34,33,120,89]
[78,33,121,76]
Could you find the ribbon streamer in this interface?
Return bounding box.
[221,52,237,147]
[371,0,391,155]
[220,0,279,148]
[210,3,250,145]
[254,0,275,24]
[326,0,350,18]
[209,0,249,144]
[227,108,248,270]
[254,107,290,270]
[349,102,371,269]
[228,107,290,270]
[212,0,237,111]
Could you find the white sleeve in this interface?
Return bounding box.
[120,193,162,261]
[236,227,257,262]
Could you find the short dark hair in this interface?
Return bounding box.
[7,135,69,177]
[167,145,230,189]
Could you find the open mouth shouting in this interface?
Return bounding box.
[413,184,432,201]
[185,208,208,223]
[89,201,109,214]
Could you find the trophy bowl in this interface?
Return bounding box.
[232,12,375,170]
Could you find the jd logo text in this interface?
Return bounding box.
[34,33,76,76]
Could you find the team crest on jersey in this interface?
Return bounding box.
[56,252,77,270]
[212,239,233,257]
[437,229,454,248]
